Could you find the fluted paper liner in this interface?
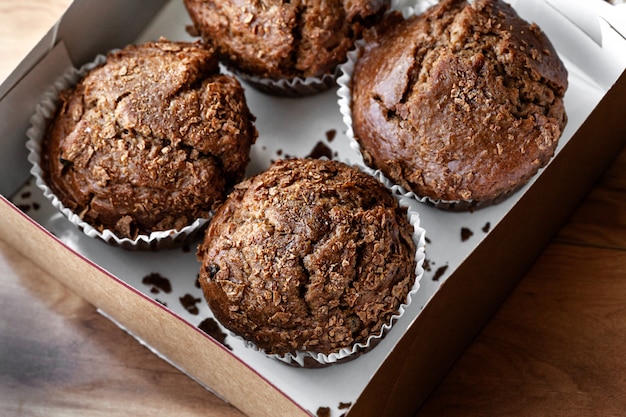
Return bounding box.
[222,165,427,368]
[25,53,209,250]
[233,67,339,97]
[336,1,504,211]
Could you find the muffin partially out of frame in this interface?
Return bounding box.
[183,0,391,95]
[197,158,424,366]
[35,39,257,247]
[347,0,568,208]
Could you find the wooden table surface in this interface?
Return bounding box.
[1,1,626,416]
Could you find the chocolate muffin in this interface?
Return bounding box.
[197,158,418,362]
[183,0,390,94]
[41,39,257,241]
[349,0,568,206]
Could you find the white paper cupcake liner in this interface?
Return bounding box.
[337,1,491,211]
[25,53,210,250]
[233,67,340,97]
[337,37,444,209]
[222,164,426,368]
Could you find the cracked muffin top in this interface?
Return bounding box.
[351,0,568,206]
[42,39,257,239]
[197,158,417,358]
[183,0,390,80]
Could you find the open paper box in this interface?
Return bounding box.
[1,1,626,416]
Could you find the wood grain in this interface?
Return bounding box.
[416,243,626,416]
[0,238,244,417]
[412,143,626,416]
[556,147,626,250]
[0,0,73,81]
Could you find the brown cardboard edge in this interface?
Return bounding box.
[348,69,626,417]
[0,198,310,417]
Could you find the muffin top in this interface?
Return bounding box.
[42,39,257,239]
[197,158,417,357]
[351,0,568,204]
[183,0,390,79]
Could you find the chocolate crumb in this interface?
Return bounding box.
[433,265,448,281]
[180,293,202,315]
[307,140,333,160]
[185,24,199,37]
[338,401,352,409]
[16,204,31,213]
[461,227,473,242]
[21,191,31,199]
[425,236,432,244]
[423,258,432,272]
[482,222,491,233]
[326,129,337,142]
[198,318,231,349]
[142,273,172,294]
[316,406,331,417]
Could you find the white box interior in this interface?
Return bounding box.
[3,0,626,416]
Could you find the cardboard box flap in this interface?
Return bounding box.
[0,1,169,101]
[544,0,626,45]
[0,43,74,197]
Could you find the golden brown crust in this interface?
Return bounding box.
[351,0,568,203]
[42,39,257,238]
[183,0,390,79]
[197,158,416,356]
